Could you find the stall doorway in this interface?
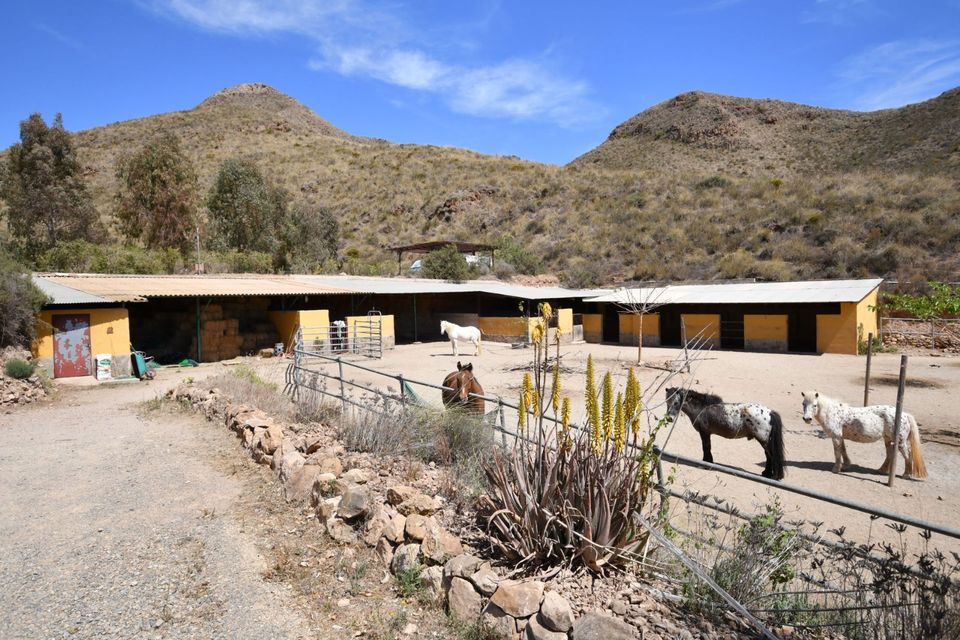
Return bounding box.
[788,312,818,353]
[53,314,92,378]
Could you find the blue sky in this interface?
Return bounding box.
[3,0,960,164]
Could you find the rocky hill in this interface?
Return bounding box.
[572,88,960,176]
[21,84,960,284]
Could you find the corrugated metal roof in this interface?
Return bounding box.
[291,275,606,299]
[584,279,883,305]
[33,273,603,305]
[32,275,115,305]
[34,274,353,304]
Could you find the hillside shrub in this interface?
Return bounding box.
[695,175,732,190]
[495,237,541,275]
[37,240,181,274]
[0,251,48,348]
[420,244,473,282]
[4,358,35,380]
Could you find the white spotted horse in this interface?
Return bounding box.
[665,387,786,480]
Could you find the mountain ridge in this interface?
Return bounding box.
[7,83,960,285]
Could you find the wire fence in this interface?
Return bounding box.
[285,327,960,636]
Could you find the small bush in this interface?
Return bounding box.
[420,244,474,282]
[0,250,48,348]
[695,175,732,190]
[495,237,541,275]
[395,564,424,598]
[4,358,35,379]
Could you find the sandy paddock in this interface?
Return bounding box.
[293,339,960,553]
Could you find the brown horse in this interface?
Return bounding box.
[442,362,485,414]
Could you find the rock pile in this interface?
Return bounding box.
[882,320,960,353]
[0,347,48,409]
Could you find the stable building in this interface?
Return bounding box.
[582,279,882,355]
[31,273,601,379]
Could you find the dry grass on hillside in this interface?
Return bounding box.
[9,83,960,284]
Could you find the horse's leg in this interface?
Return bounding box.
[761,439,773,478]
[451,338,458,357]
[474,337,480,356]
[897,430,912,478]
[699,429,714,464]
[831,438,845,473]
[878,435,894,474]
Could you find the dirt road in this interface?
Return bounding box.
[0,378,320,639]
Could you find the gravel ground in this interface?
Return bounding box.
[0,380,319,639]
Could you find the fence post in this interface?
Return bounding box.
[337,357,347,415]
[888,355,908,488]
[498,397,507,447]
[398,373,406,410]
[681,318,690,373]
[863,332,873,406]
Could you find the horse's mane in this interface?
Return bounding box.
[671,387,724,405]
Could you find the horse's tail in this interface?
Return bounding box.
[907,414,927,479]
[767,410,786,480]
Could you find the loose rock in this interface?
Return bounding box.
[391,543,422,575]
[539,592,574,632]
[336,483,370,522]
[571,613,636,640]
[490,580,545,618]
[447,577,481,622]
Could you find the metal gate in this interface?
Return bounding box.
[298,312,383,359]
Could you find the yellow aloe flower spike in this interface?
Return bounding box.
[601,372,613,442]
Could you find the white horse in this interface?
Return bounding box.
[440,320,482,357]
[801,391,927,479]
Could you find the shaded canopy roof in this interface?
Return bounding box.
[390,241,495,254]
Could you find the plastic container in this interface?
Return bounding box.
[95,354,112,381]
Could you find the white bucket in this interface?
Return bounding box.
[95,354,112,381]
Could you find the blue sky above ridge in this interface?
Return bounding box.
[2,0,960,164]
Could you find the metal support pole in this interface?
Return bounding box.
[863,332,873,406]
[398,374,405,409]
[195,296,202,362]
[412,294,418,342]
[888,355,908,488]
[337,357,346,416]
[498,398,507,447]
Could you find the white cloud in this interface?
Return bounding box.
[838,39,960,110]
[152,0,603,125]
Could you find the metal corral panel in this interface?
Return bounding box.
[35,274,353,304]
[291,274,606,300]
[585,279,883,306]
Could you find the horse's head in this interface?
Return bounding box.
[800,391,819,424]
[440,320,448,336]
[443,361,479,407]
[664,387,683,420]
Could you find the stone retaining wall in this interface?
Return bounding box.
[171,383,755,640]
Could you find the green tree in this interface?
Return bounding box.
[114,134,198,252]
[421,244,472,281]
[279,203,339,273]
[0,249,48,347]
[206,158,282,254]
[1,113,101,259]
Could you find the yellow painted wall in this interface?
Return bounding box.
[744,314,788,351]
[346,314,395,348]
[817,304,857,355]
[269,309,331,351]
[617,312,660,346]
[681,314,720,347]
[34,308,131,377]
[478,317,527,339]
[557,308,573,340]
[583,314,602,343]
[856,288,879,344]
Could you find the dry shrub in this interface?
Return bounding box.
[203,364,295,420]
